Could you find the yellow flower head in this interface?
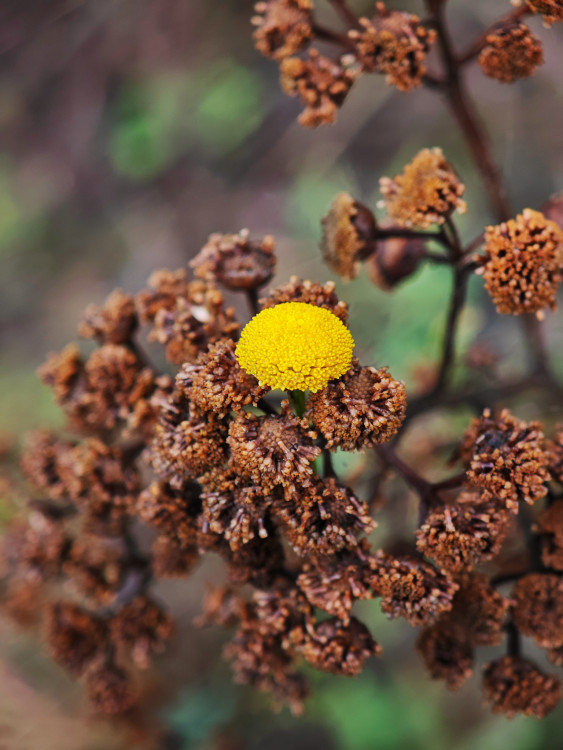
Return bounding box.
[235,301,354,393]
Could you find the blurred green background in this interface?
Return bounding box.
[1,0,563,747]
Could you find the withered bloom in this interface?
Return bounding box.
[308,359,406,451]
[260,276,349,322]
[45,602,108,676]
[137,480,201,550]
[416,492,510,573]
[366,234,426,290]
[483,656,561,718]
[376,555,458,626]
[278,477,376,557]
[297,542,379,623]
[20,430,72,500]
[177,339,267,417]
[8,514,70,580]
[547,427,563,483]
[86,663,135,716]
[349,3,436,91]
[280,50,356,127]
[320,193,376,280]
[417,621,473,690]
[149,387,229,484]
[136,269,239,365]
[537,500,563,570]
[525,0,563,25]
[479,24,543,83]
[228,402,320,493]
[78,289,138,344]
[301,617,381,676]
[478,209,563,316]
[252,0,313,60]
[449,573,509,647]
[380,148,466,228]
[111,596,173,669]
[460,408,550,512]
[511,574,563,648]
[63,534,128,604]
[191,230,276,291]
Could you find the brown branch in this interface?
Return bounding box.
[312,22,356,51]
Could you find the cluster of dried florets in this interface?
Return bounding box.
[252,0,437,126]
[250,0,560,127]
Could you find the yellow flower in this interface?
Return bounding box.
[235,302,354,392]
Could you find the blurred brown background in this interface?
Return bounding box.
[1,1,563,748]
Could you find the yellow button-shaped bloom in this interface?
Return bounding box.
[235,302,354,393]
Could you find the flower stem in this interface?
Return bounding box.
[287,389,307,418]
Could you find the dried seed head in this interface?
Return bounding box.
[235,302,354,393]
[537,500,563,570]
[366,234,426,289]
[417,621,473,690]
[227,403,320,492]
[278,477,376,557]
[301,617,381,676]
[376,554,458,626]
[415,492,510,573]
[448,573,509,647]
[136,480,201,549]
[511,574,563,649]
[86,663,135,716]
[252,0,313,60]
[525,0,563,25]
[111,596,173,669]
[44,602,108,676]
[460,408,550,512]
[280,50,356,127]
[479,209,563,315]
[177,339,267,417]
[201,481,273,552]
[78,289,138,344]
[380,148,466,228]
[320,193,376,280]
[483,656,561,718]
[260,276,349,322]
[349,3,436,91]
[308,359,406,451]
[191,230,276,291]
[137,269,239,365]
[479,23,543,83]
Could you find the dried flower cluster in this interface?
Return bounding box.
[479,23,544,83]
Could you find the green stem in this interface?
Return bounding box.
[287,389,307,418]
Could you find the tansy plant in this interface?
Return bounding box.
[2,0,563,727]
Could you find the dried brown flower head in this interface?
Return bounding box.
[86,663,135,716]
[366,234,426,289]
[547,428,563,483]
[380,148,467,228]
[260,276,349,322]
[376,555,458,626]
[478,209,563,315]
[416,492,510,573]
[525,0,563,25]
[448,573,509,647]
[63,534,128,604]
[149,388,229,484]
[349,3,436,91]
[45,602,108,676]
[280,50,356,127]
[191,230,276,291]
[511,574,563,648]
[537,500,563,570]
[479,24,544,83]
[417,621,473,690]
[177,339,267,417]
[228,403,320,493]
[302,617,381,676]
[278,477,376,557]
[460,408,550,512]
[111,596,173,669]
[308,359,406,451]
[483,656,561,718]
[252,0,313,60]
[137,269,239,365]
[297,542,378,623]
[78,289,138,344]
[320,193,376,280]
[137,480,201,550]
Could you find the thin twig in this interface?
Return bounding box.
[312,22,356,51]
[328,0,361,29]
